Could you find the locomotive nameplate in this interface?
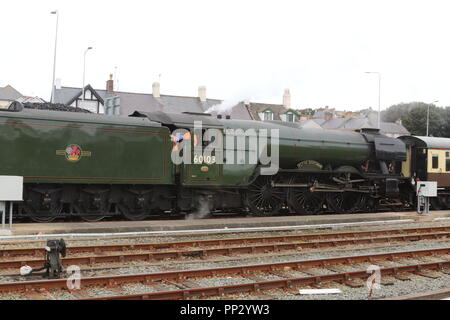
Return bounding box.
[297,160,323,170]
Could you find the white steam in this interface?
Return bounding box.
[185,195,213,220]
[205,99,240,114]
[203,79,290,115]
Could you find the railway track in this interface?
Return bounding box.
[2,225,450,257]
[0,247,449,300]
[1,226,450,270]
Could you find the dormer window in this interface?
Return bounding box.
[286,112,294,122]
[264,111,273,121]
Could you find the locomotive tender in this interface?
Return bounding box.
[0,102,448,222]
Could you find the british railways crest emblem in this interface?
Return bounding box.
[56,144,92,162]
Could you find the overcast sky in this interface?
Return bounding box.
[2,0,450,111]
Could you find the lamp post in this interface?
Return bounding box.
[82,47,93,103]
[50,10,59,103]
[365,72,381,129]
[426,100,438,136]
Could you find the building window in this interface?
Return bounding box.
[105,96,120,115]
[264,111,273,121]
[432,154,439,169]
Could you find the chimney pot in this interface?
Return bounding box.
[283,89,291,108]
[106,74,114,93]
[198,86,206,102]
[152,82,160,98]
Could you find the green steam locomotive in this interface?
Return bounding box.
[0,102,448,222]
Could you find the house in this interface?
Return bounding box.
[0,85,45,108]
[0,85,23,108]
[243,89,299,122]
[53,75,249,117]
[309,108,410,137]
[52,77,410,137]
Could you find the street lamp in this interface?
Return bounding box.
[82,47,93,102]
[426,100,438,137]
[365,72,381,129]
[50,10,59,103]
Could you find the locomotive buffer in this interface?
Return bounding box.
[0,176,23,235]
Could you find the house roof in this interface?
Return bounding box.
[379,121,410,134]
[17,96,46,103]
[298,119,323,129]
[0,85,22,100]
[54,85,228,116]
[54,85,255,119]
[65,85,105,105]
[246,102,288,120]
[310,116,409,135]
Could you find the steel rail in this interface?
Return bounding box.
[0,247,449,293]
[85,260,450,300]
[381,288,450,300]
[0,231,449,270]
[2,225,450,258]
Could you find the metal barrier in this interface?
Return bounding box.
[416,181,437,215]
[0,176,23,235]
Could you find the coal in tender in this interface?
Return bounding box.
[23,102,91,113]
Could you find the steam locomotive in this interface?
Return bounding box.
[0,102,448,222]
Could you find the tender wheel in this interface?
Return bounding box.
[245,176,284,216]
[75,188,110,222]
[118,187,152,221]
[23,188,62,222]
[326,192,365,214]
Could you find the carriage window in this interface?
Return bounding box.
[432,155,439,169]
[447,152,450,172]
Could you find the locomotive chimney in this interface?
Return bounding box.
[198,86,206,102]
[283,89,291,108]
[106,74,114,93]
[152,82,160,98]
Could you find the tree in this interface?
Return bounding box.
[384,102,449,137]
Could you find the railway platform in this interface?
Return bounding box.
[3,210,450,237]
